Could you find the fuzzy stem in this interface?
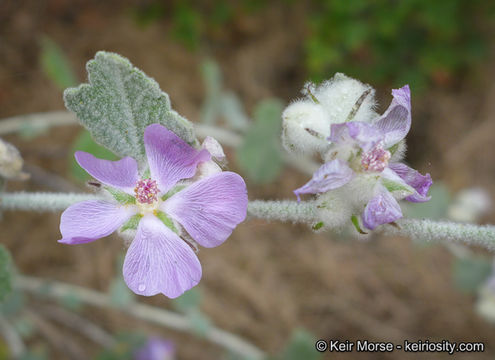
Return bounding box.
[248,200,318,223]
[2,192,495,249]
[383,218,495,250]
[16,275,265,360]
[0,192,97,212]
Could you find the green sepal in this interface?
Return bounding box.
[121,214,142,232]
[381,178,414,197]
[105,187,136,205]
[351,215,367,234]
[388,142,400,155]
[142,168,151,179]
[162,185,186,201]
[312,221,324,231]
[155,211,179,234]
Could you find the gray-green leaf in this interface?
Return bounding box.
[64,51,197,164]
[236,99,284,184]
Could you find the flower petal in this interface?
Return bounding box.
[75,151,139,194]
[329,122,383,151]
[59,200,135,244]
[362,190,403,230]
[380,167,415,199]
[144,124,210,193]
[162,172,247,248]
[374,85,411,148]
[389,163,432,202]
[123,215,202,298]
[294,159,354,201]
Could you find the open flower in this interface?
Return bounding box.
[293,85,432,231]
[59,124,247,298]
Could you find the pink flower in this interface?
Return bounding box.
[294,85,432,230]
[59,124,247,298]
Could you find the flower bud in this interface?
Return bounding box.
[0,138,29,180]
[312,73,377,124]
[281,100,330,155]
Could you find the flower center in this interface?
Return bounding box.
[134,178,159,205]
[361,142,391,172]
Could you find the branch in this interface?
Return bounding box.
[0,111,319,176]
[383,218,495,250]
[35,304,115,348]
[16,275,265,360]
[0,315,26,358]
[248,200,317,223]
[248,201,495,249]
[2,193,494,249]
[0,192,97,212]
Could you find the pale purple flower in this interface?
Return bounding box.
[294,85,432,230]
[135,337,175,360]
[59,124,248,298]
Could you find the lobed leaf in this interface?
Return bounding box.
[64,51,197,165]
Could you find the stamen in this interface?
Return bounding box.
[134,178,159,204]
[361,142,391,172]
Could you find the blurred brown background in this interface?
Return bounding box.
[1,1,495,359]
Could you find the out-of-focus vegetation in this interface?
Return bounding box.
[131,0,495,91]
[305,0,494,89]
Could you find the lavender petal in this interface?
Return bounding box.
[294,159,354,201]
[144,124,210,194]
[329,122,383,152]
[374,85,411,148]
[59,200,135,244]
[123,215,202,298]
[362,190,403,230]
[162,172,248,248]
[389,163,432,202]
[75,151,139,194]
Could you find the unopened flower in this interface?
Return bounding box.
[281,73,377,156]
[59,124,247,298]
[291,82,432,231]
[0,138,29,181]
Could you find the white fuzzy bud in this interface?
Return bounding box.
[196,161,222,179]
[281,100,330,155]
[312,73,377,124]
[196,136,225,180]
[202,136,225,162]
[0,138,29,180]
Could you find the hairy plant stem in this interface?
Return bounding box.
[2,192,494,249]
[16,275,265,360]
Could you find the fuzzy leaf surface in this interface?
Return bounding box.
[64,51,196,164]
